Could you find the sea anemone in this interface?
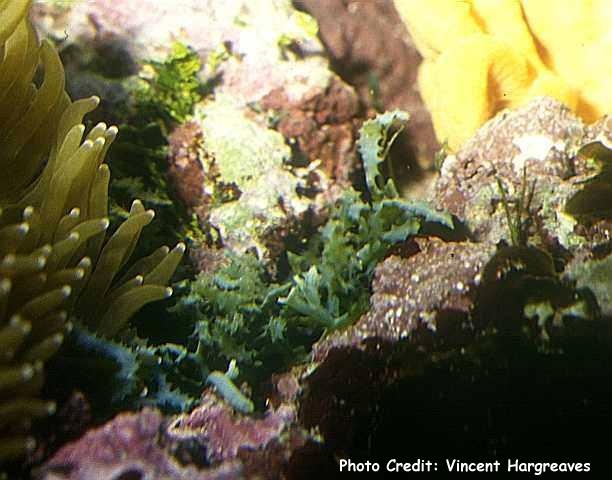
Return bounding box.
[0,0,183,461]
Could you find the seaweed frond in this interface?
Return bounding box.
[179,111,453,389]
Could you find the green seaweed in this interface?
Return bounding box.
[179,110,453,388]
[495,165,536,247]
[281,111,452,330]
[108,42,207,255]
[176,252,302,386]
[135,42,203,125]
[206,360,254,414]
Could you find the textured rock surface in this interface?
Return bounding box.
[37,0,320,64]
[294,0,439,166]
[260,77,362,184]
[34,0,367,262]
[36,409,227,480]
[167,390,305,465]
[433,97,612,251]
[565,253,612,317]
[33,0,361,135]
[28,3,612,475]
[314,238,495,361]
[167,121,208,212]
[191,94,325,260]
[168,393,293,462]
[306,99,612,459]
[38,378,331,480]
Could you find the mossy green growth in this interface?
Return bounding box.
[135,42,203,125]
[108,41,207,256]
[108,122,203,256]
[177,252,301,386]
[496,165,536,248]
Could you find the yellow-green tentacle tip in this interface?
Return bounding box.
[0,0,185,462]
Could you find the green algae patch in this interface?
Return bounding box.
[196,95,311,258]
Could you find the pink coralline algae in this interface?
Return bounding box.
[37,409,239,480]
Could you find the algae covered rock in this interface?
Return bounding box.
[433,97,611,252]
[38,378,330,480]
[313,238,495,361]
[35,0,364,202]
[37,409,222,480]
[35,0,330,106]
[22,0,612,475]
[194,94,316,260]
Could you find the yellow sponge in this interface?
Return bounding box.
[394,0,610,150]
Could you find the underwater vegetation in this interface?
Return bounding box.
[0,0,182,462]
[43,42,215,421]
[393,0,611,150]
[179,110,453,387]
[108,40,206,256]
[134,42,203,126]
[3,1,609,475]
[301,128,612,467]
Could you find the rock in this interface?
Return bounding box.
[35,0,366,262]
[191,94,326,261]
[565,253,612,318]
[313,238,494,361]
[167,391,302,464]
[38,377,332,480]
[260,77,362,185]
[302,99,612,463]
[34,0,359,131]
[36,409,228,480]
[294,0,439,166]
[167,121,208,212]
[433,97,611,252]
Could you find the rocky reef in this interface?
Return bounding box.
[5,0,611,478]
